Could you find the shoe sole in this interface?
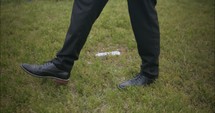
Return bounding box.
[20,64,69,85]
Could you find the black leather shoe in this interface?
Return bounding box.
[118,74,156,89]
[20,62,70,84]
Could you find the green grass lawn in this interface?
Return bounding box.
[1,0,214,112]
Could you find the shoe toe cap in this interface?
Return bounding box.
[20,63,37,73]
[118,81,130,89]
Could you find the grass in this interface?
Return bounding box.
[0,0,214,113]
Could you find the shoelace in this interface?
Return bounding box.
[131,74,143,82]
[41,61,52,67]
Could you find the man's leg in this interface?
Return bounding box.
[53,0,108,72]
[119,0,160,88]
[21,0,108,83]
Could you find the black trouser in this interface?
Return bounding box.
[53,0,160,79]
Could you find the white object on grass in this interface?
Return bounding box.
[95,51,121,57]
